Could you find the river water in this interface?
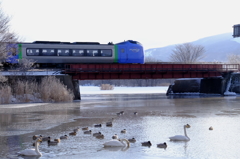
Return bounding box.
[1,93,240,159]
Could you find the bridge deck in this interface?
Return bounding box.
[63,63,240,80]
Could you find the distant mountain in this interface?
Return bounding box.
[145,33,240,62]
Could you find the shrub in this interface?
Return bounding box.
[39,76,74,102]
[0,85,11,104]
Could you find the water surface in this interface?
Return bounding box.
[0,94,240,159]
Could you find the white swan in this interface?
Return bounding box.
[169,124,191,141]
[18,138,42,156]
[103,139,130,147]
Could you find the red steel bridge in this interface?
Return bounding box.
[62,63,240,80]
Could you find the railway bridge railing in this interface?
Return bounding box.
[62,63,240,80]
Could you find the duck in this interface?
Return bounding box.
[42,136,50,141]
[157,142,167,148]
[169,124,191,141]
[84,130,92,134]
[141,141,152,146]
[116,112,121,116]
[74,128,80,132]
[106,121,113,127]
[96,134,104,139]
[69,131,77,136]
[128,138,136,143]
[32,135,42,140]
[60,135,68,139]
[93,132,102,137]
[94,124,102,127]
[82,127,88,130]
[103,139,130,147]
[209,126,213,130]
[18,138,42,156]
[134,112,138,115]
[121,129,126,133]
[54,138,61,143]
[120,111,124,115]
[112,134,118,139]
[48,139,59,146]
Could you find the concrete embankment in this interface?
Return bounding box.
[167,72,240,95]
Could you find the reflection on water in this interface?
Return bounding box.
[1,94,240,158]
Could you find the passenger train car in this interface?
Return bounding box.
[6,40,144,67]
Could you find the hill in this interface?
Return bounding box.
[145,33,240,62]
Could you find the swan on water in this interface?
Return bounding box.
[169,124,191,141]
[18,138,42,156]
[157,142,167,148]
[103,139,130,147]
[112,134,118,139]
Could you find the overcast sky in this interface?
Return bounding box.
[1,0,239,49]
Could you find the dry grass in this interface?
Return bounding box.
[100,84,114,90]
[0,76,74,104]
[39,76,74,102]
[0,85,11,104]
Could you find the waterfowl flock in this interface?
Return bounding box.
[17,110,214,157]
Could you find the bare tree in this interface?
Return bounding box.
[0,3,19,62]
[227,54,240,64]
[170,43,205,63]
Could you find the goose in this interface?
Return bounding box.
[141,141,152,147]
[112,134,118,139]
[84,130,92,134]
[94,124,102,127]
[93,132,102,137]
[18,138,42,156]
[157,142,167,148]
[60,135,68,139]
[74,128,80,132]
[128,138,136,143]
[103,139,130,147]
[121,129,126,133]
[209,126,213,130]
[54,138,61,143]
[48,139,59,146]
[69,131,77,136]
[32,135,42,140]
[82,127,88,131]
[96,134,104,139]
[169,124,191,141]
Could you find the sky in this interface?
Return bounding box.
[0,0,239,50]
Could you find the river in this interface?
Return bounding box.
[0,92,240,159]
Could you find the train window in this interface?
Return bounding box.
[57,49,70,56]
[26,49,40,56]
[86,50,94,56]
[72,49,84,56]
[101,50,112,57]
[42,49,56,56]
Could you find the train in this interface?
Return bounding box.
[5,40,145,68]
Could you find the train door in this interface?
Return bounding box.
[118,45,128,63]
